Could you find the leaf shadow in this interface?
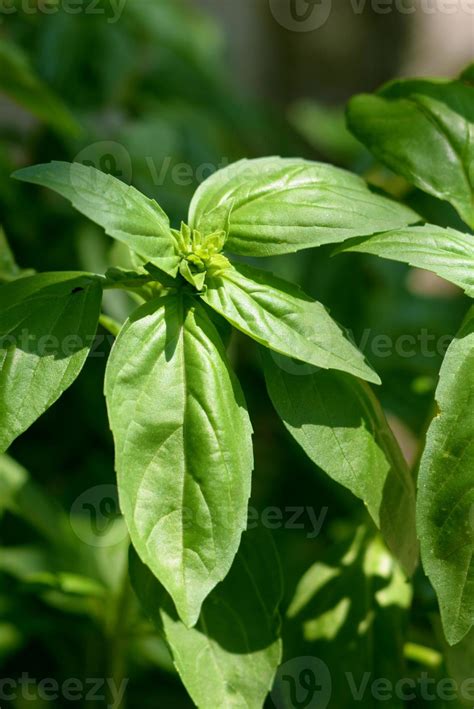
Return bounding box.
[281,530,410,705]
[1,275,101,362]
[130,527,282,656]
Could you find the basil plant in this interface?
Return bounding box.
[2,86,473,703]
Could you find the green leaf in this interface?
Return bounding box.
[105,294,253,627]
[460,63,474,84]
[417,306,474,645]
[0,38,80,137]
[347,78,474,228]
[340,225,474,297]
[262,353,418,574]
[130,528,283,709]
[13,162,180,276]
[189,157,418,256]
[202,263,380,384]
[281,528,412,709]
[0,273,102,453]
[441,625,474,707]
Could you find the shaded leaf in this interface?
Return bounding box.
[441,625,474,707]
[280,528,412,709]
[417,306,474,645]
[130,528,283,709]
[0,273,102,453]
[460,63,474,84]
[262,353,418,574]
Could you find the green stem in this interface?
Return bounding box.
[102,278,153,291]
[106,563,132,709]
[99,313,122,337]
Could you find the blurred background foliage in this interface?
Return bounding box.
[0,0,472,706]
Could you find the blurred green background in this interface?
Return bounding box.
[0,1,472,706]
